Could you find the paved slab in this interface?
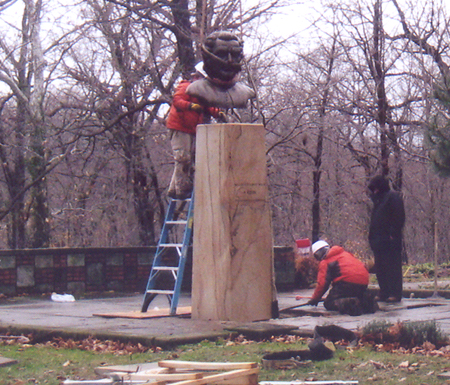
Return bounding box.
[0,284,449,347]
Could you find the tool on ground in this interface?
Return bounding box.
[141,192,194,315]
[280,299,323,312]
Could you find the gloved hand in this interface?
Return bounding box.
[189,103,203,113]
[217,111,227,123]
[307,298,319,306]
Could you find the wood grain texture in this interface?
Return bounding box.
[192,124,275,322]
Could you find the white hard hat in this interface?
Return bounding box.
[312,240,329,255]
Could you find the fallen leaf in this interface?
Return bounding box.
[398,361,409,368]
[370,360,385,369]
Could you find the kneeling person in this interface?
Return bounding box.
[307,240,378,316]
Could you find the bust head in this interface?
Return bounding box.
[202,31,244,83]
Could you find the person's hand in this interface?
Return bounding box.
[307,298,319,306]
[189,103,203,113]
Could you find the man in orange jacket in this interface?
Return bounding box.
[166,66,225,200]
[306,240,378,316]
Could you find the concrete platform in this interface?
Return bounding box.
[0,284,449,348]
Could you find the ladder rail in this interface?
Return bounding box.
[169,193,194,315]
[141,193,194,315]
[142,199,180,295]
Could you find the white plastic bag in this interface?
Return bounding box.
[51,292,75,302]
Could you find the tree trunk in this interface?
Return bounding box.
[28,0,51,248]
[170,0,196,76]
[311,40,336,243]
[373,0,390,176]
[7,111,27,249]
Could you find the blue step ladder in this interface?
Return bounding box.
[141,193,194,315]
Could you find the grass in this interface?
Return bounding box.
[1,336,450,384]
[0,343,160,384]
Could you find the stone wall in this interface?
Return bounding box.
[0,246,296,296]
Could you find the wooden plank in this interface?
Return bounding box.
[0,356,18,367]
[259,380,359,385]
[115,371,203,381]
[95,362,164,375]
[93,306,191,319]
[63,380,113,384]
[192,124,275,322]
[438,371,450,378]
[216,372,259,385]
[158,360,258,370]
[166,368,259,385]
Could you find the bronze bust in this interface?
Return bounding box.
[186,31,256,109]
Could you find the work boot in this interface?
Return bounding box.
[385,296,401,303]
[336,297,363,316]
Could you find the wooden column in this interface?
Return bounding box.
[192,123,275,322]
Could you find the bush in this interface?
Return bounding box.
[359,320,449,349]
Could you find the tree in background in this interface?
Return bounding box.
[392,0,450,178]
[0,0,448,262]
[428,80,450,177]
[0,0,54,248]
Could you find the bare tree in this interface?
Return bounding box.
[0,0,53,247]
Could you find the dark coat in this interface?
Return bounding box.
[368,176,405,253]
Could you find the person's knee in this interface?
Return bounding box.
[173,149,191,163]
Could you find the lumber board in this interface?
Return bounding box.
[114,371,204,381]
[63,380,113,384]
[158,360,258,370]
[95,362,164,375]
[216,372,259,385]
[164,368,259,385]
[0,356,18,367]
[93,306,191,319]
[259,380,359,385]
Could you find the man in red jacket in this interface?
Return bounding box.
[306,240,378,316]
[166,67,225,200]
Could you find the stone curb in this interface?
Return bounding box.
[0,324,236,349]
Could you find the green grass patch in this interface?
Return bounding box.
[1,336,450,384]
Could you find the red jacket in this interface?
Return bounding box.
[311,246,369,301]
[166,80,219,134]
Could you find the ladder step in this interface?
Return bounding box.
[146,289,175,295]
[160,243,183,247]
[172,197,191,202]
[153,266,179,271]
[166,220,188,225]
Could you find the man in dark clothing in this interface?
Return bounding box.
[368,175,406,303]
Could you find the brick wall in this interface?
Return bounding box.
[0,246,295,296]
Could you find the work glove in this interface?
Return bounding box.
[307,298,319,306]
[189,103,203,113]
[217,111,228,123]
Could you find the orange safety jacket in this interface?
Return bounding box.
[166,80,219,135]
[311,245,369,301]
